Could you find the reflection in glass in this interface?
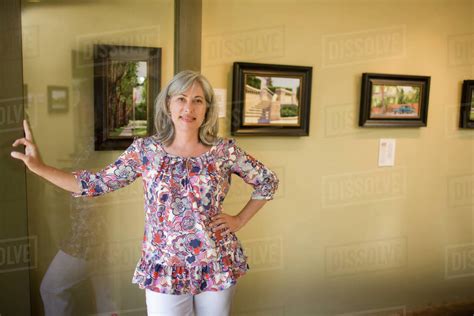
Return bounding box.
[40,197,118,316]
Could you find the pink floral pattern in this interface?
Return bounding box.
[72,136,278,295]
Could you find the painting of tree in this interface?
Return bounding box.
[107,61,148,137]
[93,44,161,150]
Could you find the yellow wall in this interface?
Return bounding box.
[202,0,474,315]
[21,0,474,315]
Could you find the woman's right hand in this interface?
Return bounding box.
[11,119,44,173]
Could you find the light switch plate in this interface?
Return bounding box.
[378,138,396,167]
[214,88,227,118]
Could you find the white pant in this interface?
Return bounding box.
[145,285,236,316]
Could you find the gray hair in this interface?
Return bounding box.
[154,70,219,146]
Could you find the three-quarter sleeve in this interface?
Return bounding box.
[72,137,144,197]
[228,139,279,200]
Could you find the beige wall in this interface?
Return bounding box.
[21,0,474,315]
[22,1,174,314]
[202,0,474,315]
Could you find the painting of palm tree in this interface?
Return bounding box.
[370,84,422,119]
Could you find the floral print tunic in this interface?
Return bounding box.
[72,136,279,295]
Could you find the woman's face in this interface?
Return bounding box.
[168,82,207,134]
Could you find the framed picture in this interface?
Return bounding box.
[231,62,312,136]
[94,44,161,150]
[48,86,69,113]
[459,80,474,128]
[359,73,430,127]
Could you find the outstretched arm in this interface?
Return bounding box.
[10,120,80,194]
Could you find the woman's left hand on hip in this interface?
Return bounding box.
[209,213,243,236]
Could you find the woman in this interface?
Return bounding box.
[11,70,279,316]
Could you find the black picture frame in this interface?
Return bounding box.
[459,80,474,128]
[359,73,430,127]
[231,62,312,136]
[94,44,161,150]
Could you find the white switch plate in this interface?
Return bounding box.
[378,138,396,167]
[214,88,227,118]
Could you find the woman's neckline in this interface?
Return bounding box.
[157,137,221,159]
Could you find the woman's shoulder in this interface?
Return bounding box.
[213,136,238,152]
[211,137,244,161]
[132,135,164,154]
[215,136,237,147]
